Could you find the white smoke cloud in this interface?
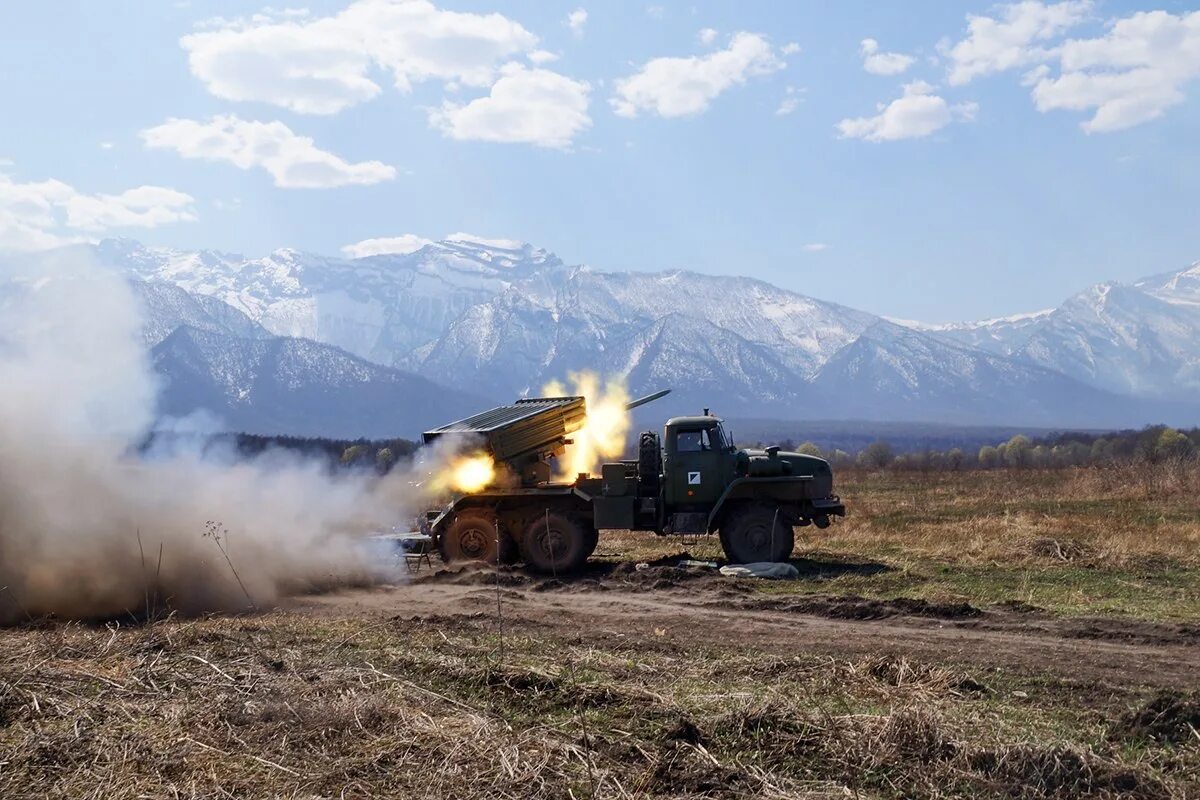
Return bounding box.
[0,252,430,623]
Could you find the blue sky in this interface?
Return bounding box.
[1,0,1198,322]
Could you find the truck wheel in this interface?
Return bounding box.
[719,505,794,564]
[440,511,513,565]
[520,511,591,574]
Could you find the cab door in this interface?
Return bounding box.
[664,425,724,510]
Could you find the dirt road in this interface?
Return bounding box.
[297,558,1200,692]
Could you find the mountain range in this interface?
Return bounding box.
[6,235,1200,436]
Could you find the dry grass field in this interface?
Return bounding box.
[1,464,1198,798]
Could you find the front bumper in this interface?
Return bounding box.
[811,495,846,517]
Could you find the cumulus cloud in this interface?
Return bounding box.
[860,38,916,76]
[943,0,1092,86]
[611,32,785,118]
[428,63,591,149]
[781,42,801,55]
[1030,10,1200,132]
[837,81,978,142]
[0,169,196,252]
[698,28,718,46]
[180,0,538,114]
[64,187,198,231]
[567,8,587,37]
[940,3,1199,132]
[803,243,830,252]
[341,234,433,258]
[528,49,559,64]
[776,86,802,116]
[140,115,397,189]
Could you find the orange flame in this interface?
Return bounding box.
[543,371,631,479]
[430,451,496,494]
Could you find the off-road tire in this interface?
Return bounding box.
[439,510,514,565]
[520,511,592,574]
[637,432,661,491]
[718,505,794,564]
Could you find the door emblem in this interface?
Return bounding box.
[687,471,701,485]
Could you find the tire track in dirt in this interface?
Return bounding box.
[295,563,1200,690]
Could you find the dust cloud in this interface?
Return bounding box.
[0,252,429,624]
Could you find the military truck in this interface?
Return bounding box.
[422,389,845,573]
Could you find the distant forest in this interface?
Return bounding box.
[140,431,421,474]
[142,423,1200,474]
[774,425,1200,471]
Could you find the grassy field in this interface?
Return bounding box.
[1,465,1197,798]
[599,465,1200,621]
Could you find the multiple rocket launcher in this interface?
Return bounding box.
[422,390,671,487]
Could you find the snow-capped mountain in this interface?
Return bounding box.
[809,321,1158,427]
[71,237,1200,428]
[124,277,486,437]
[406,267,878,402]
[0,249,487,437]
[909,261,1200,404]
[101,235,559,366]
[131,279,271,347]
[151,325,486,438]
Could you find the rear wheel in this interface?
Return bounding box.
[719,505,794,564]
[439,510,514,565]
[520,511,593,574]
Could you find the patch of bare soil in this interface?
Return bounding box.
[713,593,984,620]
[302,555,1200,692]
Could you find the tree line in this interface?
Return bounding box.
[768,425,1200,471]
[140,431,421,474]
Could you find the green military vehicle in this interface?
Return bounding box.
[422,389,845,573]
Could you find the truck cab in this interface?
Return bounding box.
[662,415,736,509]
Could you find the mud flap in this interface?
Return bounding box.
[667,512,707,535]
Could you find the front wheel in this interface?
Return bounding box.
[439,510,514,565]
[520,511,594,574]
[719,505,794,564]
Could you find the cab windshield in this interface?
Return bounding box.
[713,422,732,450]
[676,424,732,452]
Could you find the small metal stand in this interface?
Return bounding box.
[404,548,433,573]
[370,530,434,574]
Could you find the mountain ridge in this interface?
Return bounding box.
[70,237,1200,430]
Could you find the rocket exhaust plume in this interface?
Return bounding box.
[0,252,426,624]
[543,371,631,479]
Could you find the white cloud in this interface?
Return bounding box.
[781,42,801,56]
[611,32,786,118]
[0,168,195,252]
[837,81,978,142]
[445,232,525,249]
[803,243,830,252]
[1030,10,1200,132]
[341,234,433,258]
[64,186,198,231]
[698,28,717,46]
[99,142,115,150]
[776,86,802,116]
[860,38,916,76]
[943,0,1092,86]
[528,49,559,64]
[180,0,538,114]
[567,7,587,38]
[140,115,396,188]
[646,5,664,20]
[429,63,592,149]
